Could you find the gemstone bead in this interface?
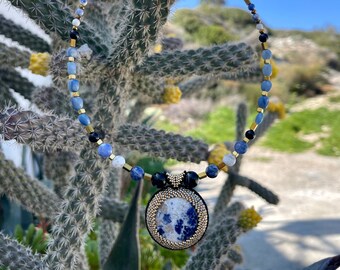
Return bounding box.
[98,143,113,158]
[68,79,79,92]
[183,171,199,189]
[78,114,91,126]
[261,80,272,92]
[89,132,100,143]
[111,155,125,168]
[70,30,80,40]
[262,49,272,60]
[255,112,264,124]
[258,96,269,109]
[252,14,260,22]
[151,172,167,188]
[75,8,84,17]
[234,141,248,155]
[72,18,80,27]
[66,47,78,58]
[262,64,272,76]
[80,0,88,5]
[245,130,256,140]
[248,3,255,10]
[71,97,83,110]
[223,153,236,167]
[205,164,219,178]
[130,166,144,181]
[67,62,77,75]
[256,23,264,30]
[259,33,269,42]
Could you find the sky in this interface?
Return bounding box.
[173,0,340,32]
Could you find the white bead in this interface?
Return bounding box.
[72,19,81,27]
[111,155,126,168]
[223,153,236,167]
[256,23,264,30]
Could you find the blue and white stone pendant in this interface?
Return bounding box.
[145,172,209,250]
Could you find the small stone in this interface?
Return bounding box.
[245,130,256,140]
[183,171,199,189]
[130,166,144,181]
[205,164,219,178]
[262,64,272,76]
[66,47,78,58]
[234,141,248,155]
[88,132,100,143]
[261,80,272,92]
[72,18,81,27]
[75,8,84,17]
[151,172,167,189]
[67,62,77,75]
[255,112,264,124]
[223,153,236,167]
[70,30,80,40]
[111,155,125,168]
[78,114,90,126]
[68,79,79,92]
[259,33,269,43]
[98,143,113,158]
[262,49,272,60]
[258,96,269,109]
[71,97,83,110]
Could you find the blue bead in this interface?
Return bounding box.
[184,171,199,188]
[205,164,219,178]
[130,166,144,181]
[75,8,84,17]
[252,13,260,22]
[67,62,77,75]
[78,114,91,126]
[151,172,167,188]
[68,79,79,92]
[80,0,87,4]
[262,64,272,76]
[261,80,272,92]
[258,96,269,109]
[234,141,248,154]
[255,112,264,124]
[98,143,113,158]
[262,49,272,60]
[71,97,83,110]
[248,3,255,10]
[66,47,78,58]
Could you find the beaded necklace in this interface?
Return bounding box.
[66,0,273,250]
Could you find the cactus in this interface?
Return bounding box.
[0,1,281,270]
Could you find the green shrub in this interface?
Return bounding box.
[193,25,234,45]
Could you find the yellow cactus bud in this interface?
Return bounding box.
[29,53,50,76]
[207,143,229,172]
[238,206,262,231]
[260,58,279,79]
[267,102,286,119]
[163,85,182,104]
[154,44,162,53]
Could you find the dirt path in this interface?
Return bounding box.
[191,146,340,270]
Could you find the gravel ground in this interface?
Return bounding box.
[175,146,340,270]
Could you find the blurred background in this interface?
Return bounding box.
[0,0,339,269]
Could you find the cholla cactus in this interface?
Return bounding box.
[0,1,281,270]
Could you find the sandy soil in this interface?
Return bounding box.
[189,146,340,270]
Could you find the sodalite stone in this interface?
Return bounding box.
[156,198,198,242]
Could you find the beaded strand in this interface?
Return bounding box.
[65,0,273,186]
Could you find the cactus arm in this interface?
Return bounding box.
[135,43,257,78]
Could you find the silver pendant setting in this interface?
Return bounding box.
[145,172,209,250]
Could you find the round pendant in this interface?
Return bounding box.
[145,186,209,250]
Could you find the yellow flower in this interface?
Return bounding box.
[163,85,182,104]
[29,53,50,76]
[207,143,229,172]
[238,206,262,231]
[267,102,286,119]
[260,58,279,79]
[153,44,162,53]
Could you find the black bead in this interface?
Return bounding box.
[88,132,100,143]
[70,29,80,40]
[245,130,256,140]
[183,171,199,189]
[259,33,269,43]
[151,172,167,189]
